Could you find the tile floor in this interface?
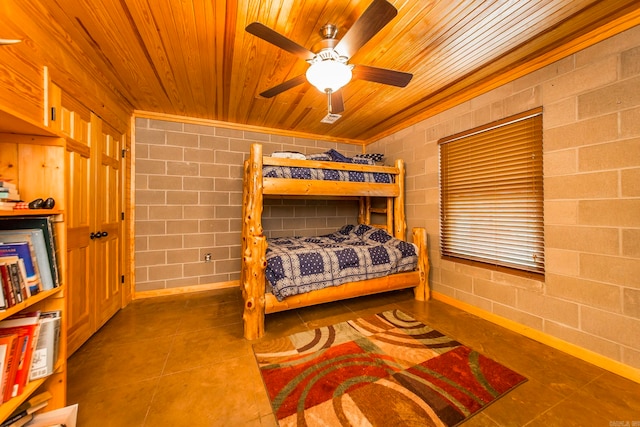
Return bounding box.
[67,288,640,426]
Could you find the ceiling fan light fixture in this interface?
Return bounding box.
[306,59,352,93]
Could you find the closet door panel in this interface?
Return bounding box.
[66,144,94,356]
[94,123,122,328]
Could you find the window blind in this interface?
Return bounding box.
[439,108,544,275]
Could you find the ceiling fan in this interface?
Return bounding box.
[246,0,412,116]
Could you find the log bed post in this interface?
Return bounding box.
[412,227,430,301]
[394,159,407,240]
[242,144,267,340]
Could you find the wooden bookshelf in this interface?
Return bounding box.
[0,105,67,422]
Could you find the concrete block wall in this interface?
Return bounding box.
[134,120,360,292]
[368,25,640,370]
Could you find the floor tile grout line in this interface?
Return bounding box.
[523,370,610,426]
[140,332,180,427]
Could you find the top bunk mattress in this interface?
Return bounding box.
[262,149,394,184]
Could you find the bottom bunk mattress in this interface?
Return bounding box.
[265,224,418,301]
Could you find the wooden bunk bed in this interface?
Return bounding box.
[241,143,429,340]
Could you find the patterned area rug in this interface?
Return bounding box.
[253,309,526,426]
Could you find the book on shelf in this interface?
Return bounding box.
[0,342,6,396]
[29,311,60,381]
[21,403,77,427]
[0,257,30,304]
[0,311,41,400]
[0,263,8,309]
[0,190,21,202]
[3,413,33,427]
[0,243,41,296]
[0,263,13,308]
[0,183,16,191]
[0,230,55,291]
[0,391,52,427]
[0,334,18,404]
[3,334,27,403]
[10,391,52,416]
[1,406,43,427]
[0,184,20,196]
[0,258,24,306]
[0,218,60,291]
[0,259,26,308]
[0,203,16,212]
[9,260,28,302]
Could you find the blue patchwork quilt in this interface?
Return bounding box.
[265,224,418,301]
[263,149,393,183]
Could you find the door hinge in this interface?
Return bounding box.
[50,107,56,122]
[121,149,126,158]
[121,275,125,284]
[121,212,125,220]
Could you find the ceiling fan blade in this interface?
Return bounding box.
[259,74,307,98]
[246,22,315,61]
[334,0,397,59]
[329,91,344,114]
[353,64,413,87]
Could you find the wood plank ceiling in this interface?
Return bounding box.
[2,0,640,143]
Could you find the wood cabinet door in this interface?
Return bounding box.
[0,44,45,123]
[64,104,94,356]
[93,117,122,329]
[54,91,125,355]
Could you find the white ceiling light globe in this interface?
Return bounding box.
[306,60,352,93]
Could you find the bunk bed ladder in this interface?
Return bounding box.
[358,158,406,240]
[359,197,394,234]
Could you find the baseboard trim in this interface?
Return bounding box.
[134,280,239,299]
[432,291,640,384]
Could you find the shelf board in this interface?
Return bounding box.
[0,209,64,217]
[0,287,63,321]
[0,109,56,137]
[0,376,48,420]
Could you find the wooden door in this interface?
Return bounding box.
[93,117,122,329]
[59,93,95,356]
[51,86,125,355]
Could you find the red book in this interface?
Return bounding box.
[0,312,41,399]
[0,263,15,307]
[2,334,24,403]
[0,333,18,403]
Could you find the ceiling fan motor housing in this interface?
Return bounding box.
[313,24,340,51]
[320,24,338,39]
